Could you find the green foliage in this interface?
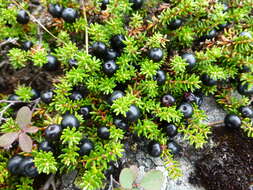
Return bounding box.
[15,86,33,102]
[8,48,28,69]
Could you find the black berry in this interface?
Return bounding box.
[237,82,253,96]
[110,34,126,51]
[239,106,253,118]
[68,58,78,67]
[168,18,183,30]
[22,41,33,51]
[101,0,109,10]
[114,117,129,131]
[167,141,181,155]
[153,70,166,85]
[239,31,252,38]
[8,94,20,101]
[39,141,54,152]
[181,53,196,69]
[108,90,125,105]
[16,10,29,24]
[205,29,218,39]
[31,89,40,100]
[184,92,203,106]
[78,106,91,119]
[178,102,194,119]
[79,139,94,156]
[148,48,163,62]
[104,49,119,61]
[45,124,62,141]
[148,141,162,157]
[19,156,38,178]
[43,55,59,71]
[48,4,63,18]
[161,94,175,107]
[61,114,80,128]
[61,8,78,23]
[7,155,24,175]
[91,41,107,58]
[40,90,53,104]
[103,60,118,75]
[224,114,241,129]
[164,123,178,138]
[201,74,217,86]
[126,104,141,122]
[97,126,110,139]
[129,0,144,10]
[69,91,83,101]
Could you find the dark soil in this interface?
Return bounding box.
[190,127,253,190]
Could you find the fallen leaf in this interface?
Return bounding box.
[16,106,32,129]
[0,132,19,147]
[19,133,33,152]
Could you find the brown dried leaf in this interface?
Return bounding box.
[0,132,19,147]
[19,133,33,152]
[16,106,32,129]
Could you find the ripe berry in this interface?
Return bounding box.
[7,155,24,175]
[103,60,118,75]
[161,94,175,107]
[43,55,59,71]
[78,106,91,119]
[19,156,38,178]
[224,114,241,129]
[39,141,54,152]
[104,163,116,177]
[8,94,20,101]
[40,90,53,104]
[48,4,63,18]
[101,0,109,10]
[201,74,217,86]
[22,41,33,51]
[178,102,194,119]
[61,8,78,23]
[61,114,80,128]
[148,48,163,62]
[70,91,83,101]
[104,49,119,61]
[181,53,196,69]
[91,41,107,58]
[45,124,62,141]
[237,82,253,95]
[97,126,110,139]
[164,123,178,138]
[126,104,141,122]
[129,0,144,10]
[168,19,183,30]
[111,34,126,51]
[167,141,181,155]
[108,90,125,105]
[153,70,166,85]
[16,10,30,24]
[239,106,253,118]
[78,139,94,156]
[184,92,203,106]
[218,22,229,31]
[205,29,218,39]
[114,117,129,131]
[31,89,40,100]
[148,141,162,157]
[239,31,252,39]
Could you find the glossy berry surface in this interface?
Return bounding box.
[45,124,62,141]
[79,106,91,119]
[8,94,20,101]
[103,60,118,75]
[61,8,78,23]
[161,94,175,107]
[111,34,126,51]
[164,123,178,138]
[148,141,162,157]
[167,141,181,155]
[181,53,196,69]
[108,90,125,104]
[205,29,218,39]
[114,117,129,131]
[31,89,40,100]
[148,48,163,62]
[40,90,53,104]
[61,114,80,128]
[224,114,241,129]
[101,0,109,10]
[79,139,94,156]
[178,102,194,118]
[68,58,78,67]
[48,4,63,18]
[104,49,118,61]
[7,155,24,175]
[91,41,107,58]
[184,92,203,106]
[22,41,33,51]
[168,18,183,30]
[16,10,30,24]
[201,74,217,86]
[39,141,54,152]
[239,31,252,38]
[126,104,141,122]
[239,106,253,118]
[97,126,110,139]
[19,156,38,178]
[43,55,59,71]
[153,70,166,85]
[69,91,83,101]
[237,82,253,95]
[129,0,144,10]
